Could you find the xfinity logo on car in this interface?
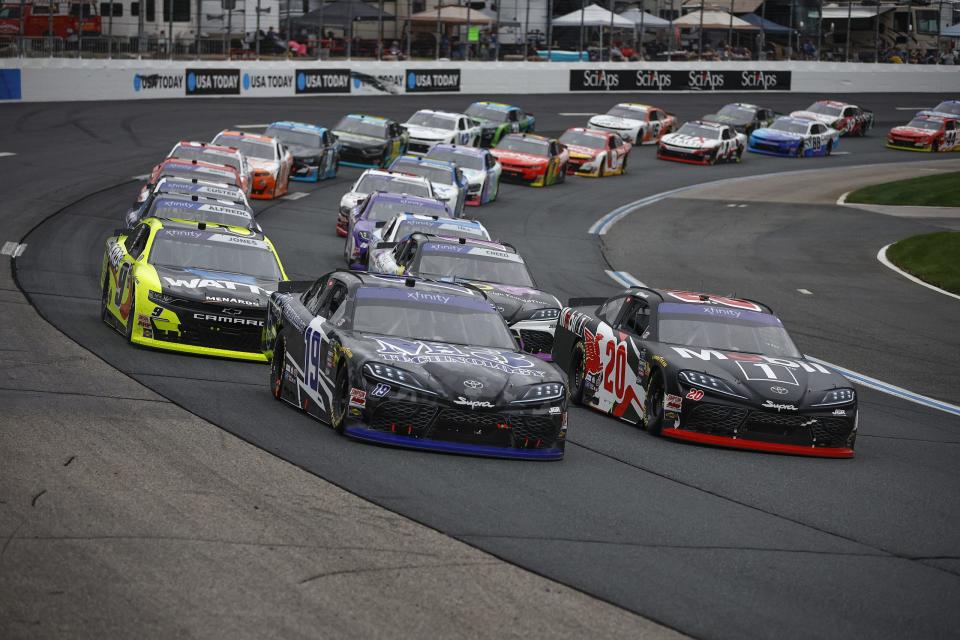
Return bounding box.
[185,69,241,96]
[454,397,494,409]
[405,69,461,93]
[295,69,351,94]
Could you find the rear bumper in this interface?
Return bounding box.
[662,427,854,458]
[250,173,278,199]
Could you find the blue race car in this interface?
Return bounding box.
[264,121,340,182]
[343,191,451,269]
[748,116,841,158]
[426,144,502,206]
[388,155,468,217]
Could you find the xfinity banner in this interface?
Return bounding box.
[570,69,791,92]
[185,68,241,95]
[295,69,351,94]
[405,69,461,93]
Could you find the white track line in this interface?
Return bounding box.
[895,107,930,110]
[877,244,960,301]
[0,152,16,158]
[282,192,310,200]
[559,112,597,116]
[798,288,813,295]
[604,270,645,287]
[234,123,269,128]
[1,241,27,257]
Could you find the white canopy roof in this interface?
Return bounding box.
[619,8,671,29]
[820,4,895,20]
[553,4,636,28]
[673,10,759,29]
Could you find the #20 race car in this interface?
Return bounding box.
[790,100,874,137]
[344,192,452,268]
[332,114,409,169]
[264,121,341,182]
[551,288,858,458]
[426,144,501,206]
[465,101,536,148]
[588,103,676,145]
[212,130,294,200]
[748,116,841,158]
[559,127,631,177]
[337,169,436,237]
[100,218,287,362]
[886,115,959,153]
[491,133,568,187]
[657,121,746,165]
[263,272,568,459]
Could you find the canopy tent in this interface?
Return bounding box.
[294,0,394,27]
[407,5,495,25]
[682,0,763,13]
[943,22,960,37]
[619,8,671,29]
[552,4,636,28]
[673,10,759,29]
[740,13,793,34]
[820,4,895,20]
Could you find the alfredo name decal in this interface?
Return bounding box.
[374,337,544,377]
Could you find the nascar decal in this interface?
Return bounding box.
[374,337,545,377]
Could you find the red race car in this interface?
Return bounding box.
[139,158,244,203]
[886,115,959,153]
[162,141,251,195]
[490,133,569,187]
[559,128,631,177]
[790,100,874,137]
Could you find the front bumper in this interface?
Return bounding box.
[340,145,385,168]
[748,140,797,157]
[886,138,934,152]
[657,145,712,165]
[500,164,546,185]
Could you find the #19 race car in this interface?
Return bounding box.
[551,288,858,457]
[161,141,251,194]
[263,272,567,459]
[337,170,436,237]
[368,234,561,359]
[588,103,676,145]
[126,190,259,233]
[343,192,451,268]
[491,133,568,187]
[140,158,244,203]
[426,144,501,206]
[465,101,536,147]
[701,103,777,135]
[917,100,960,120]
[389,155,468,217]
[748,116,841,158]
[559,127,631,177]
[332,114,409,169]
[790,100,874,137]
[405,109,482,155]
[264,121,340,182]
[886,115,959,153]
[100,218,287,362]
[212,130,293,200]
[657,121,746,165]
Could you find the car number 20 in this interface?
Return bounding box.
[603,340,628,398]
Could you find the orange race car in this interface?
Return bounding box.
[212,130,294,200]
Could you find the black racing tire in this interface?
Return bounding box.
[598,162,606,178]
[331,155,340,177]
[735,146,743,163]
[795,142,805,158]
[569,340,587,405]
[932,140,940,153]
[644,374,665,436]
[558,164,567,183]
[124,281,136,342]
[707,150,718,166]
[621,154,629,174]
[826,140,833,156]
[270,337,286,401]
[100,273,111,324]
[331,364,349,434]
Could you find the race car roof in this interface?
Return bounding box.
[410,109,462,120]
[153,177,246,200]
[148,216,267,241]
[336,271,488,300]
[812,100,853,108]
[428,144,488,158]
[360,169,431,185]
[367,191,448,208]
[472,101,516,111]
[619,103,652,110]
[773,116,817,127]
[215,130,275,144]
[567,127,614,137]
[172,141,240,154]
[147,194,253,224]
[613,286,773,314]
[416,234,518,255]
[268,121,327,135]
[502,133,550,143]
[394,213,485,230]
[684,120,725,130]
[392,155,457,172]
[344,114,390,122]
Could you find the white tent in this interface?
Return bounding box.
[673,10,758,29]
[619,8,671,29]
[553,4,636,28]
[940,22,960,37]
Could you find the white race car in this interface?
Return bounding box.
[588,103,677,145]
[425,144,502,206]
[404,109,482,155]
[337,169,437,235]
[657,121,747,165]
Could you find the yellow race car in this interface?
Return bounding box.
[99,217,287,362]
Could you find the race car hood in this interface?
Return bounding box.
[564,144,602,159]
[405,125,454,141]
[247,158,280,174]
[490,150,548,166]
[459,167,487,185]
[752,129,803,142]
[334,131,386,150]
[888,126,937,139]
[353,333,562,404]
[285,143,323,159]
[155,265,276,307]
[431,183,459,200]
[666,347,853,411]
[462,282,559,324]
[660,133,720,149]
[790,111,837,125]
[588,115,643,129]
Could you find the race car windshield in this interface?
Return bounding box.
[171,147,243,172]
[394,221,487,241]
[357,175,432,198]
[932,102,960,115]
[905,119,941,130]
[805,103,843,117]
[392,160,454,185]
[365,199,446,222]
[426,148,485,170]
[266,128,322,148]
[417,248,535,288]
[407,113,457,130]
[716,105,755,120]
[160,167,241,186]
[334,118,388,138]
[676,124,721,139]
[657,303,801,358]
[559,131,606,149]
[352,288,515,350]
[149,233,281,281]
[495,138,549,156]
[606,106,647,119]
[769,120,809,134]
[148,199,252,226]
[215,137,274,160]
[465,104,509,122]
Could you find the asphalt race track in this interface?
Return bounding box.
[6,92,960,639]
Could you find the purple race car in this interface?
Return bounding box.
[343,191,450,269]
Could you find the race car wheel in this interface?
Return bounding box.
[621,155,628,174]
[598,163,606,178]
[707,151,718,166]
[124,282,136,342]
[331,364,349,434]
[795,142,805,158]
[558,164,567,183]
[826,140,833,156]
[644,374,665,436]
[100,273,111,324]
[570,340,587,405]
[270,338,286,401]
[735,147,743,163]
[932,140,940,153]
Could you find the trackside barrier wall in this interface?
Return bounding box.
[1,59,958,102]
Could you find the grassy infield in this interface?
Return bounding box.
[847,172,960,295]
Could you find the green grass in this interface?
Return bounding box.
[886,232,960,295]
[847,172,960,207]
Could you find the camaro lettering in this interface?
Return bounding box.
[192,313,262,326]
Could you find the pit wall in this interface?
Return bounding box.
[1,59,957,102]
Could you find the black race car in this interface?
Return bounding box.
[262,272,567,459]
[551,287,858,458]
[366,234,562,360]
[701,103,778,135]
[331,114,409,169]
[126,189,259,232]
